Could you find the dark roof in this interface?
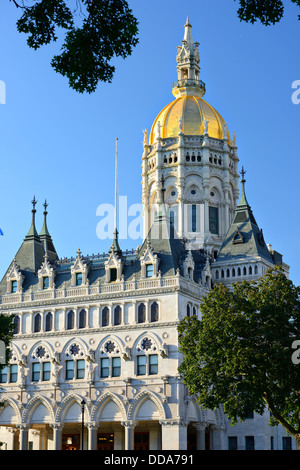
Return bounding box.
[216,179,274,264]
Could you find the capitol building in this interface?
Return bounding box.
[0,19,295,451]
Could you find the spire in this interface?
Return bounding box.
[183,17,194,52]
[39,199,59,262]
[172,18,205,99]
[238,167,251,208]
[40,199,50,237]
[25,196,39,240]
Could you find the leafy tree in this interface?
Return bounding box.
[0,313,15,407]
[10,0,139,93]
[235,0,300,25]
[178,268,300,449]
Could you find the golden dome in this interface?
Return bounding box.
[149,95,230,145]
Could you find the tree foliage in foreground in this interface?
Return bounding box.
[178,268,300,448]
[235,0,300,25]
[0,314,15,407]
[11,0,139,93]
[9,0,299,94]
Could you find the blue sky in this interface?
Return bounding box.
[0,0,299,285]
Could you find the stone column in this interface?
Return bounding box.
[51,424,63,450]
[160,419,188,450]
[87,423,98,450]
[7,427,18,450]
[122,421,136,450]
[194,423,206,450]
[212,425,226,450]
[19,425,29,450]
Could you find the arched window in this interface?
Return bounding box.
[193,306,196,316]
[254,265,258,274]
[114,305,121,326]
[79,309,86,329]
[237,267,241,276]
[67,310,75,330]
[102,307,109,327]
[243,267,247,276]
[187,304,190,317]
[13,315,20,335]
[249,266,253,275]
[34,313,41,333]
[151,302,159,322]
[138,303,146,323]
[45,312,53,332]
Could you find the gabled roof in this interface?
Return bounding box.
[0,199,58,295]
[215,174,274,264]
[138,202,186,277]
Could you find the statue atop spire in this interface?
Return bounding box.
[172,18,206,99]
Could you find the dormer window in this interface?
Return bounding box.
[146,264,153,278]
[11,280,18,293]
[110,268,117,283]
[43,276,49,289]
[76,272,83,286]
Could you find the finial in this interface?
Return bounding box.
[43,199,48,213]
[31,195,37,211]
[240,166,246,182]
[77,248,81,258]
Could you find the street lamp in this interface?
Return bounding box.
[81,399,86,450]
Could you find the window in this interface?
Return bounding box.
[146,264,153,278]
[43,276,49,289]
[11,280,17,293]
[209,206,219,235]
[13,315,20,334]
[100,358,110,378]
[42,362,51,381]
[187,304,191,317]
[114,305,121,326]
[282,437,292,450]
[245,436,255,450]
[137,355,147,376]
[228,437,237,450]
[102,307,109,327]
[0,366,8,383]
[149,354,158,375]
[110,268,117,282]
[192,204,197,232]
[150,302,159,322]
[79,309,86,329]
[32,362,41,382]
[138,303,146,323]
[112,357,121,377]
[76,359,85,379]
[137,355,158,376]
[10,364,18,383]
[66,360,74,380]
[67,310,75,330]
[76,272,82,286]
[45,312,53,332]
[34,313,42,333]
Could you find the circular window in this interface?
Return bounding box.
[191,189,196,195]
[210,192,215,197]
[171,191,176,196]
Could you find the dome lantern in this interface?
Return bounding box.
[172,17,206,99]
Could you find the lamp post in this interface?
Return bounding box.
[81,399,86,450]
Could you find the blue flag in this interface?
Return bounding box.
[0,228,3,236]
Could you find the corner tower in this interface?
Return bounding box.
[142,19,240,253]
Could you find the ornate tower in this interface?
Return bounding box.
[142,19,240,253]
